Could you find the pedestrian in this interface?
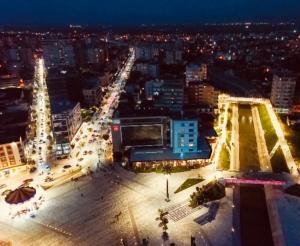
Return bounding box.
[81,193,84,197]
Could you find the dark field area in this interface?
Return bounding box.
[238,104,260,172]
[270,147,290,173]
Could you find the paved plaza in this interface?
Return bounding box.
[0,165,235,246]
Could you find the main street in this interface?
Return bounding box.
[25,58,52,170]
[61,48,136,178]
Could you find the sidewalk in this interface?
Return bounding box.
[264,185,286,246]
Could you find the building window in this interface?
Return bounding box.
[181,123,185,127]
[189,129,194,133]
[189,123,194,127]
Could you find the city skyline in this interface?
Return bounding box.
[1,0,300,27]
[1,2,300,246]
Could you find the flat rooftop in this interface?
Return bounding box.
[83,78,100,90]
[51,99,77,114]
[0,126,25,144]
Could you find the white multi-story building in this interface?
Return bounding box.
[270,72,297,114]
[42,39,76,69]
[83,77,102,107]
[134,46,153,60]
[51,99,82,158]
[145,79,184,112]
[187,81,220,107]
[134,61,159,78]
[185,64,207,86]
[0,137,26,176]
[86,47,104,64]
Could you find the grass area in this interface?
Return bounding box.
[270,146,290,173]
[219,104,231,170]
[257,104,278,153]
[239,104,260,172]
[189,180,225,208]
[226,129,232,149]
[220,145,230,170]
[279,116,300,166]
[226,108,232,147]
[174,178,204,193]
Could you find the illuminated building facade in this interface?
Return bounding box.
[51,99,82,158]
[0,138,26,173]
[186,64,207,86]
[270,72,296,114]
[170,119,198,154]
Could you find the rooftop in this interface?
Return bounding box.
[0,126,25,145]
[51,99,78,114]
[83,77,100,90]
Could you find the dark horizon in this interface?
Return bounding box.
[1,0,300,27]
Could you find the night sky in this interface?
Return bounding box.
[1,0,300,26]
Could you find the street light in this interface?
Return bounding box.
[165,173,170,202]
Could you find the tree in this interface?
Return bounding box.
[156,209,169,242]
[162,165,172,175]
[189,192,198,208]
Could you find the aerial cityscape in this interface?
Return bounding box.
[1,1,300,246]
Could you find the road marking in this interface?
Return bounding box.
[127,206,140,246]
[30,219,72,237]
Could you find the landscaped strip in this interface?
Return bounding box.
[279,116,300,165]
[270,146,290,173]
[189,180,225,208]
[257,104,278,153]
[175,178,204,193]
[220,145,230,170]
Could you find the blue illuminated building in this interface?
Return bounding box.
[170,119,198,154]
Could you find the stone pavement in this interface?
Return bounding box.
[0,165,235,246]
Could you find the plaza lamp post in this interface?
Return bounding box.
[165,173,170,202]
[163,165,171,202]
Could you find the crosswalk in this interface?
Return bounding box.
[164,201,202,222]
